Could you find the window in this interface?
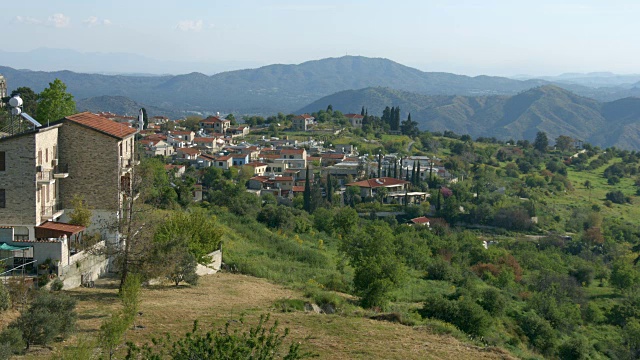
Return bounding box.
[0,189,5,208]
[45,148,48,163]
[38,149,42,165]
[0,151,5,171]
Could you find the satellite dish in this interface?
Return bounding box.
[11,107,22,116]
[9,96,23,108]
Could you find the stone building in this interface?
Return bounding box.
[57,112,137,242]
[0,124,68,239]
[0,75,6,105]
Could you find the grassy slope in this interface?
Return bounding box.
[20,274,515,360]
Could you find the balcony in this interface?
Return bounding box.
[36,170,55,185]
[41,201,64,220]
[53,163,69,179]
[120,157,138,173]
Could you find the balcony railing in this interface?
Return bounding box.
[53,164,69,178]
[36,170,54,184]
[41,201,64,220]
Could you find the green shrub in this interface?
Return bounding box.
[0,327,25,356]
[478,288,505,316]
[274,299,306,313]
[51,278,64,291]
[0,283,9,311]
[516,310,557,355]
[419,294,491,337]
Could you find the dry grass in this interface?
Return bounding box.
[17,273,516,360]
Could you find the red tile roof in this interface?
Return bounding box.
[35,221,86,235]
[65,112,137,139]
[293,114,314,120]
[274,176,294,182]
[345,113,364,119]
[170,131,194,136]
[411,216,430,225]
[193,137,215,143]
[200,116,229,124]
[321,153,346,159]
[177,147,201,155]
[346,177,409,188]
[292,186,305,192]
[216,155,232,161]
[281,149,305,155]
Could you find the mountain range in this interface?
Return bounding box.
[299,85,640,149]
[0,56,561,115]
[4,55,640,148]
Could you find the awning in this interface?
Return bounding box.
[0,243,32,251]
[35,222,86,238]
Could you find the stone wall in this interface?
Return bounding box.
[58,121,121,212]
[0,132,37,228]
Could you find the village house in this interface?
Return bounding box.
[346,177,429,204]
[176,147,201,160]
[292,114,315,131]
[279,148,307,169]
[244,162,268,176]
[214,155,232,170]
[231,154,250,166]
[200,116,231,134]
[410,216,431,227]
[168,130,195,143]
[344,113,364,128]
[165,164,186,178]
[141,139,174,157]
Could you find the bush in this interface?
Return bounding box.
[420,294,491,337]
[9,292,77,349]
[516,310,557,355]
[0,327,25,357]
[606,190,628,204]
[478,288,506,316]
[51,278,64,291]
[0,283,9,312]
[127,314,310,359]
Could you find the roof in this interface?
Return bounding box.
[292,186,305,192]
[345,113,364,119]
[321,153,346,159]
[177,147,201,155]
[170,131,194,136]
[199,154,216,161]
[193,137,216,143]
[280,149,305,155]
[216,155,232,161]
[273,176,294,182]
[35,221,86,236]
[64,112,137,139]
[200,116,229,124]
[246,162,268,167]
[346,177,409,188]
[293,114,314,120]
[411,216,430,225]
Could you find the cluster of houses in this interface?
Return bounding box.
[0,106,457,284]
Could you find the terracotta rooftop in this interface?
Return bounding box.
[177,147,201,155]
[280,149,305,155]
[35,221,86,235]
[411,216,430,225]
[65,112,137,139]
[346,177,409,188]
[292,186,305,192]
[193,137,216,143]
[200,116,229,124]
[345,113,364,119]
[273,176,294,182]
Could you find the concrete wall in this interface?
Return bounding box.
[59,241,109,289]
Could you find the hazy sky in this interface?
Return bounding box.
[4,0,640,76]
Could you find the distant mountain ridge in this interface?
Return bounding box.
[0,56,554,114]
[298,85,640,149]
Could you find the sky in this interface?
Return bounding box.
[4,0,640,76]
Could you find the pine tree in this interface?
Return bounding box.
[304,166,311,212]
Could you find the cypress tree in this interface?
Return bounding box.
[327,173,333,204]
[378,153,382,178]
[393,159,398,179]
[304,166,311,212]
[411,162,416,185]
[416,161,421,187]
[436,188,442,211]
[361,106,365,116]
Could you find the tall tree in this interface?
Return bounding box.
[361,106,365,116]
[416,161,421,186]
[411,162,416,185]
[534,131,549,153]
[393,106,401,131]
[393,159,398,179]
[378,153,382,178]
[141,108,148,130]
[303,166,311,212]
[36,79,76,123]
[326,173,333,204]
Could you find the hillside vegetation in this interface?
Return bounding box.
[299,85,640,149]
